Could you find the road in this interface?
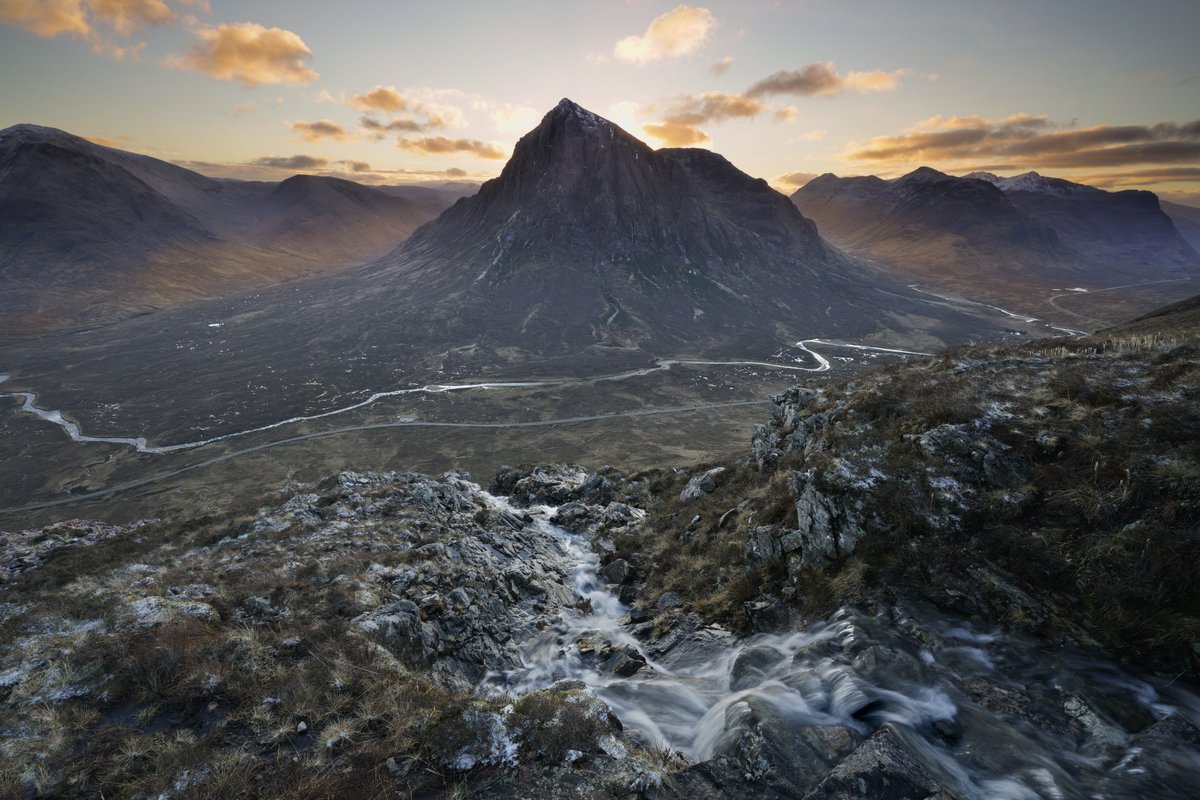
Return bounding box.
[0,399,769,515]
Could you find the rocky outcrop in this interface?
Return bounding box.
[0,518,154,581]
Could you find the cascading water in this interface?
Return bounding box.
[485,499,1200,799]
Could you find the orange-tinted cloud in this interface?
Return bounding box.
[348,85,406,112]
[772,171,819,190]
[0,0,90,36]
[746,62,910,98]
[287,119,350,142]
[643,121,711,147]
[848,115,1200,169]
[640,91,764,147]
[1072,167,1200,189]
[614,4,716,64]
[396,136,506,159]
[169,21,317,87]
[657,92,766,125]
[0,0,175,58]
[88,0,172,34]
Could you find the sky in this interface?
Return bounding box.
[2,0,1199,204]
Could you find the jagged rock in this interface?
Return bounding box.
[752,424,781,469]
[730,645,785,690]
[702,695,862,797]
[680,468,726,503]
[1,518,154,581]
[656,591,684,610]
[802,727,951,799]
[491,464,611,507]
[744,595,789,632]
[745,526,785,569]
[790,472,866,569]
[601,649,646,677]
[600,558,634,585]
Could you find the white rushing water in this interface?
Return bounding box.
[485,501,1200,799]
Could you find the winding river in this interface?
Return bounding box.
[0,340,920,457]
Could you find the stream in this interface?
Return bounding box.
[487,501,1200,799]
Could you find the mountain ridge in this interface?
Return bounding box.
[0,123,458,338]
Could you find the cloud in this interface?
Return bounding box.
[746,62,910,98]
[361,115,433,135]
[0,0,177,58]
[614,4,716,64]
[396,136,506,160]
[0,0,90,37]
[169,21,317,87]
[640,91,764,146]
[635,59,908,147]
[643,121,710,147]
[444,167,468,178]
[773,171,819,190]
[1076,167,1200,188]
[710,55,732,75]
[287,119,351,142]
[348,85,406,112]
[847,114,1200,170]
[87,0,173,34]
[492,105,538,135]
[337,159,371,173]
[252,154,329,170]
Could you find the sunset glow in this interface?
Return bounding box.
[1,0,1198,200]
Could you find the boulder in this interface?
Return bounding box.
[680,467,726,503]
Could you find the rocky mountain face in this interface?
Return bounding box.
[0,124,454,337]
[5,304,1200,797]
[791,167,1074,285]
[968,171,1200,273]
[373,99,911,354]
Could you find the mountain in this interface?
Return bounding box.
[0,100,1005,454]
[1162,200,1200,253]
[368,99,927,354]
[0,124,455,337]
[791,167,1073,287]
[967,171,1199,272]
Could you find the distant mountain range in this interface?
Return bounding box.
[967,170,1198,271]
[792,167,1199,295]
[0,124,466,336]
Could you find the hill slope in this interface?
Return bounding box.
[969,171,1199,273]
[0,124,453,337]
[791,167,1072,286]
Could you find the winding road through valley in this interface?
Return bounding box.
[0,340,929,513]
[0,340,920,457]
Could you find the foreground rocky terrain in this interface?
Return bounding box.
[3,305,1200,798]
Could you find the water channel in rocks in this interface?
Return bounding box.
[484,500,1200,799]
